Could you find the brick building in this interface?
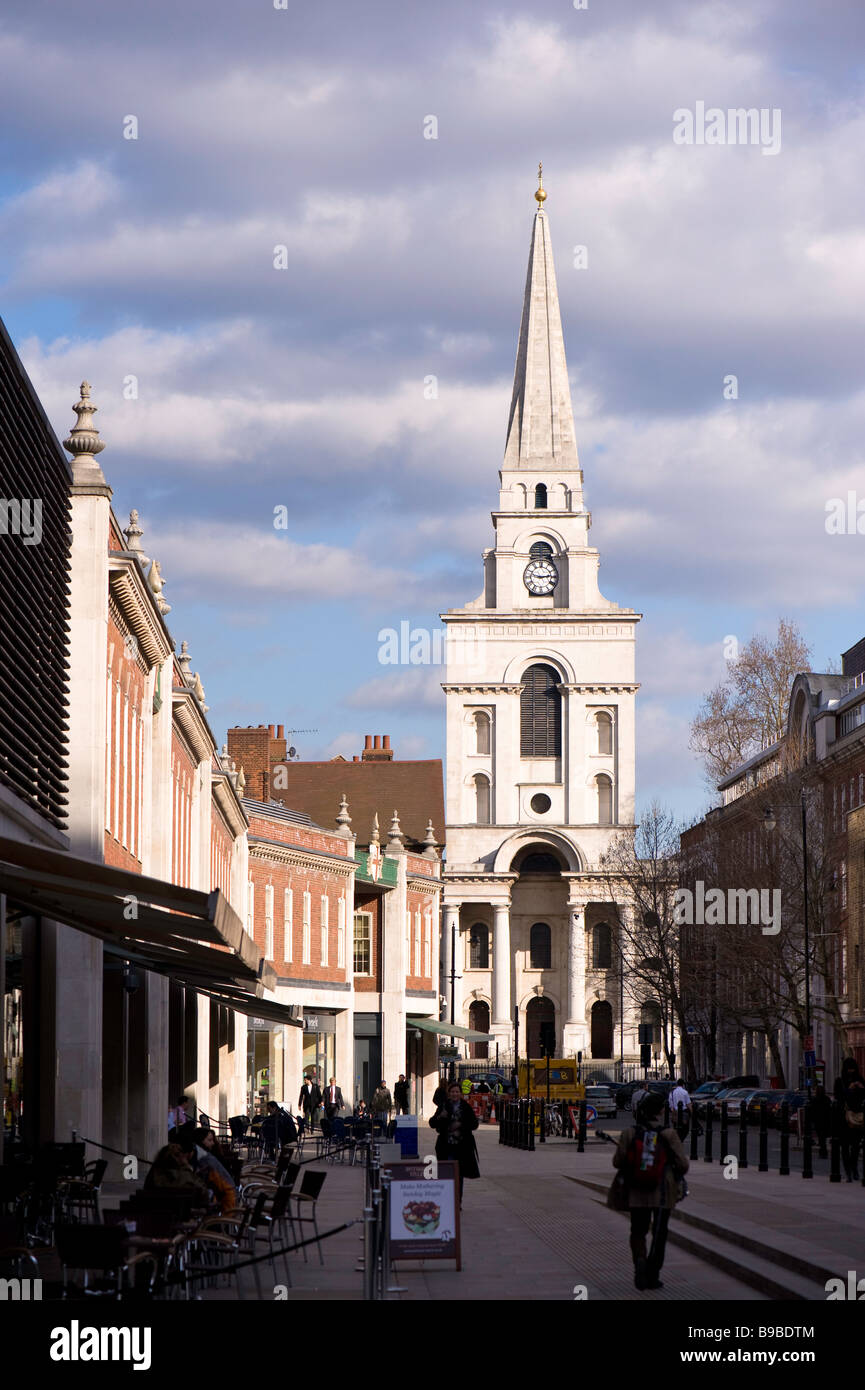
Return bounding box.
[229,730,445,1110]
[0,331,290,1169]
[681,636,865,1083]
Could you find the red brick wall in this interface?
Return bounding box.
[353,892,381,991]
[227,725,287,802]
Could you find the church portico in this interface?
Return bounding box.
[441,170,642,1071]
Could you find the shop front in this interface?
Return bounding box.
[301,1009,338,1089]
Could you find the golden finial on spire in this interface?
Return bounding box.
[535,161,547,207]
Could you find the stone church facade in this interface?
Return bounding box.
[441,177,642,1069]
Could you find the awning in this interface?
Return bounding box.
[197,987,302,1028]
[0,834,268,1008]
[408,1017,491,1042]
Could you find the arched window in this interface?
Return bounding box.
[473,774,490,824]
[520,663,562,756]
[474,710,490,755]
[468,1000,490,1059]
[596,711,612,755]
[534,483,548,509]
[468,924,490,969]
[592,921,612,969]
[596,774,613,826]
[529,922,551,969]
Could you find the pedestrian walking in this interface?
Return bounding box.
[429,1081,480,1206]
[394,1074,411,1114]
[608,1091,689,1291]
[834,1058,865,1182]
[371,1080,393,1135]
[432,1078,448,1109]
[323,1077,345,1121]
[298,1073,322,1133]
[668,1078,692,1139]
[630,1082,648,1116]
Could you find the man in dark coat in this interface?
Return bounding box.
[323,1077,345,1121]
[429,1081,480,1205]
[299,1074,322,1132]
[394,1074,410,1114]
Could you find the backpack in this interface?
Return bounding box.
[623,1125,668,1191]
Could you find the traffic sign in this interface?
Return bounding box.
[803,1050,816,1068]
[803,1035,814,1052]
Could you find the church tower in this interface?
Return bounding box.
[441,169,641,1066]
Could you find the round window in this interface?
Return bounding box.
[530,793,551,814]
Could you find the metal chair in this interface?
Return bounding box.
[55,1222,157,1299]
[289,1170,327,1265]
[59,1158,108,1225]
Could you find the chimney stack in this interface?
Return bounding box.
[373,735,382,750]
[364,735,373,750]
[277,724,284,739]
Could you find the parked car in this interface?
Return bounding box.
[765,1090,808,1126]
[745,1090,779,1123]
[584,1085,618,1118]
[615,1080,645,1110]
[722,1088,761,1119]
[723,1074,760,1090]
[694,1086,737,1119]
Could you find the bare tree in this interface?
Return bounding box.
[689,619,812,786]
[598,802,697,1081]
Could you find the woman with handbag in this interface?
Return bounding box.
[833,1058,865,1182]
[608,1091,689,1291]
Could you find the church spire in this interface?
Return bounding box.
[503,169,579,471]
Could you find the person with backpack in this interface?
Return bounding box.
[833,1057,865,1182]
[608,1090,689,1291]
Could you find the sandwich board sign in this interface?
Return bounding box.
[381,1159,461,1270]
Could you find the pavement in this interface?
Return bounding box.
[99,1124,862,1301]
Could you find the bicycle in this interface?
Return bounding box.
[543,1104,563,1138]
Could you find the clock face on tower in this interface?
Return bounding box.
[523,558,558,595]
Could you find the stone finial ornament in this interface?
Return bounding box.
[63,380,108,486]
[178,640,193,682]
[193,672,208,712]
[422,819,438,860]
[335,794,352,838]
[386,809,405,855]
[370,812,380,847]
[123,509,150,566]
[236,765,246,796]
[148,559,170,615]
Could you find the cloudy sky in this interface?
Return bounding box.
[2,0,863,826]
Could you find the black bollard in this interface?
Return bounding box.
[704,1101,714,1162]
[539,1097,545,1145]
[690,1105,700,1160]
[578,1099,587,1154]
[719,1101,728,1159]
[802,1102,813,1179]
[758,1101,768,1172]
[738,1103,748,1169]
[528,1099,535,1152]
[829,1100,842,1183]
[779,1102,790,1175]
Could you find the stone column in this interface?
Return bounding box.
[562,896,587,1056]
[492,902,511,1027]
[442,903,459,1017]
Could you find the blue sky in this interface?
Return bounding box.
[2,0,864,827]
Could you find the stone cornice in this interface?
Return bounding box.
[442,683,524,695]
[248,838,356,877]
[211,770,249,839]
[108,553,174,668]
[440,610,641,623]
[407,876,442,895]
[558,683,640,694]
[172,686,217,765]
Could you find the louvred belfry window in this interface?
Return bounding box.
[0,321,72,828]
[520,663,562,757]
